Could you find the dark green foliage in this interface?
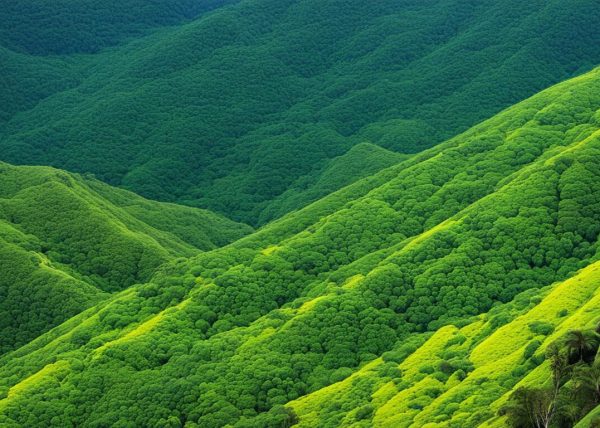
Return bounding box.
[573,362,600,411]
[0,0,237,54]
[382,334,429,364]
[0,225,104,355]
[257,143,408,224]
[563,330,600,364]
[439,358,474,376]
[523,340,542,360]
[355,404,374,421]
[503,328,600,427]
[2,2,600,426]
[0,46,84,124]
[0,0,236,125]
[528,321,555,336]
[501,387,557,428]
[1,0,600,223]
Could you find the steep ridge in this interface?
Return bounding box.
[1,0,599,224]
[0,66,599,426]
[0,162,251,355]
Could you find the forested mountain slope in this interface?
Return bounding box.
[1,65,599,427]
[0,162,251,355]
[0,47,85,124]
[0,0,237,125]
[1,0,599,224]
[290,261,600,427]
[258,143,409,224]
[0,0,237,55]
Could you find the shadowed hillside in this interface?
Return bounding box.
[1,0,599,224]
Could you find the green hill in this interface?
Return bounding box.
[0,46,87,124]
[0,0,237,125]
[0,0,237,55]
[1,65,599,427]
[289,261,600,427]
[0,162,251,355]
[257,143,409,224]
[1,0,599,224]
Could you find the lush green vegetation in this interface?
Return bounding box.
[0,0,237,55]
[290,261,600,428]
[0,162,251,355]
[0,0,235,125]
[1,64,600,427]
[1,0,599,224]
[3,1,600,426]
[257,143,408,224]
[501,327,600,428]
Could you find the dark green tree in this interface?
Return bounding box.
[563,330,599,363]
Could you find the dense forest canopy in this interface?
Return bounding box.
[1,64,600,427]
[0,0,238,54]
[2,0,600,426]
[0,162,251,355]
[1,0,599,224]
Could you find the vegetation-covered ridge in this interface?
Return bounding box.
[0,162,251,355]
[1,0,599,224]
[291,261,600,427]
[1,65,600,426]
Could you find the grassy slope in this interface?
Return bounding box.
[0,67,599,426]
[0,162,251,355]
[1,0,599,224]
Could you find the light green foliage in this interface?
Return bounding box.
[1,0,600,224]
[1,66,600,426]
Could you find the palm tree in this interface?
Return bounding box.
[574,361,600,407]
[546,343,569,389]
[564,330,600,363]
